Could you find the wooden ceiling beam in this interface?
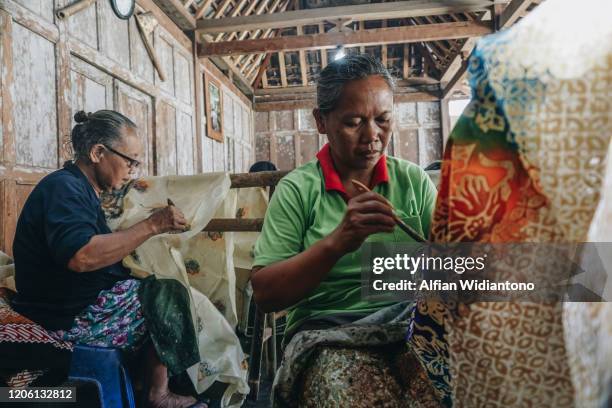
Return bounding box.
[196,0,507,33]
[442,0,534,98]
[198,20,492,56]
[152,0,196,29]
[499,0,533,27]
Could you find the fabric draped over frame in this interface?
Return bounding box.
[103,173,267,407]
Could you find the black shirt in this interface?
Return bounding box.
[12,162,129,330]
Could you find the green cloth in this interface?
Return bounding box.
[253,156,437,334]
[138,276,199,377]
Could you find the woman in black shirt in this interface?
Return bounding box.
[12,110,205,408]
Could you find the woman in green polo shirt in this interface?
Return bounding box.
[252,54,440,406]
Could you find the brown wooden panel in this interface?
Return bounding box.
[176,110,195,175]
[156,101,177,175]
[201,136,214,173]
[115,81,154,176]
[99,0,130,68]
[212,139,225,171]
[71,58,113,116]
[396,101,418,125]
[128,17,155,84]
[223,91,234,136]
[274,110,294,131]
[255,133,270,163]
[298,108,316,131]
[67,0,98,49]
[0,10,14,165]
[398,128,419,164]
[155,35,175,95]
[0,178,38,256]
[225,137,234,172]
[417,101,441,126]
[273,134,295,171]
[13,0,54,23]
[12,22,57,169]
[255,112,269,133]
[418,127,442,166]
[298,132,318,166]
[175,52,192,104]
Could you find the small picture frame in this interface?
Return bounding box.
[204,75,223,142]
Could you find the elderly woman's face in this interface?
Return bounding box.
[314,75,393,170]
[95,126,143,191]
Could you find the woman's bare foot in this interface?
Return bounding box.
[143,344,207,408]
[147,389,207,408]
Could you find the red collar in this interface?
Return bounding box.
[316,143,388,200]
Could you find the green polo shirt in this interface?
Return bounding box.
[253,144,437,334]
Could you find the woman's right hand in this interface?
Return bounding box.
[147,205,188,234]
[328,191,396,254]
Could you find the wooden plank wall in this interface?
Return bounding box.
[254,101,443,171]
[0,0,254,255]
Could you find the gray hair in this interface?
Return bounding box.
[71,110,137,160]
[316,54,395,114]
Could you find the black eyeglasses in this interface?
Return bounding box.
[103,144,141,169]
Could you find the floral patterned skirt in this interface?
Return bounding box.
[50,279,148,353]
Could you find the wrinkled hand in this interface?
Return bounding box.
[148,204,188,234]
[329,191,396,254]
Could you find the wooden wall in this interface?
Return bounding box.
[0,0,254,255]
[254,100,443,170]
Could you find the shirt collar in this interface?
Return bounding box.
[316,143,389,199]
[63,161,100,200]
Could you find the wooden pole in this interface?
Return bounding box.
[55,0,97,19]
[134,13,166,82]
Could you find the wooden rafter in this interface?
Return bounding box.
[414,43,441,78]
[253,53,273,88]
[196,0,507,33]
[403,43,411,78]
[233,0,289,68]
[297,25,308,86]
[213,0,234,19]
[195,0,215,19]
[319,22,327,68]
[198,20,492,56]
[234,0,281,42]
[278,52,288,87]
[442,0,535,98]
[213,0,250,41]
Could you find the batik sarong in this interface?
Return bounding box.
[50,279,147,353]
[273,302,440,408]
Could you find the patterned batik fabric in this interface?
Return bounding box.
[408,1,612,407]
[0,287,72,387]
[50,279,147,354]
[273,302,440,408]
[101,173,252,406]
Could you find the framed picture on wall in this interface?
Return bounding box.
[205,75,223,142]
